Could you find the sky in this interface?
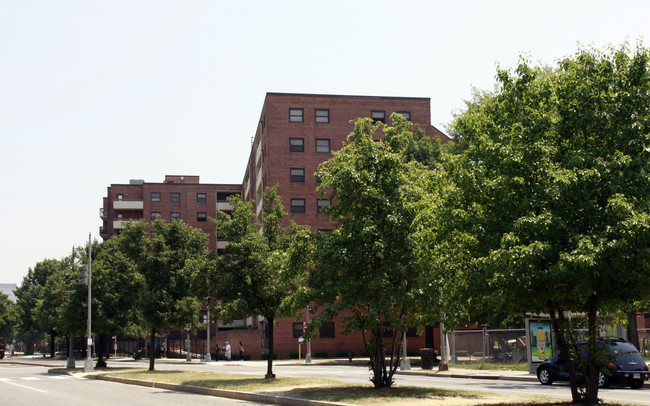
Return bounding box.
[1,0,649,285]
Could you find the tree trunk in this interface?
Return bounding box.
[585,297,600,405]
[96,334,107,368]
[549,304,581,402]
[627,311,640,350]
[148,328,156,371]
[265,316,275,378]
[49,330,56,358]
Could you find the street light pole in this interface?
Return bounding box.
[84,233,93,372]
[67,246,76,369]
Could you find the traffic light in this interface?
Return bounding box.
[206,297,211,310]
[78,264,88,285]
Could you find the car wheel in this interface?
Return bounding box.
[629,379,644,389]
[597,372,609,388]
[537,366,554,385]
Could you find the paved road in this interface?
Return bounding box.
[3,356,649,405]
[0,363,264,406]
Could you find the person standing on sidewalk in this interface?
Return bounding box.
[225,342,231,361]
[239,341,244,360]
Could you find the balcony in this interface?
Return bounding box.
[216,201,233,211]
[113,220,128,229]
[113,200,144,210]
[99,208,107,220]
[99,226,107,238]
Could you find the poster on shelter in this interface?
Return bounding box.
[530,320,553,361]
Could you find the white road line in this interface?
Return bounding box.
[22,377,40,380]
[1,380,47,393]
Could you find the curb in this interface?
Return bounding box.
[87,374,353,406]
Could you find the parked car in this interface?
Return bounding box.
[0,344,5,359]
[536,338,650,389]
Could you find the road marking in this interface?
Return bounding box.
[1,380,47,393]
[22,377,40,380]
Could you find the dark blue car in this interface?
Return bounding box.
[536,338,649,389]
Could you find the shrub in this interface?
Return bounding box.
[289,351,299,359]
[472,351,484,358]
[314,350,329,358]
[261,352,277,360]
[336,350,354,358]
[455,350,468,357]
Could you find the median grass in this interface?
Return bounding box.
[101,370,554,405]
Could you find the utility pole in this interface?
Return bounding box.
[84,233,93,372]
[66,246,76,369]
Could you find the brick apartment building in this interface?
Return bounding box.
[100,93,450,360]
[99,175,241,252]
[234,93,450,359]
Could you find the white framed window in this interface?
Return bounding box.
[289,108,303,122]
[197,212,207,222]
[151,212,161,220]
[197,193,206,202]
[151,192,161,202]
[290,138,304,152]
[170,192,180,202]
[117,193,124,200]
[290,168,305,182]
[171,212,181,220]
[317,199,330,213]
[396,111,411,120]
[371,110,386,123]
[290,199,306,213]
[315,109,329,123]
[316,139,330,153]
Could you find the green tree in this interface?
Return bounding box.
[445,44,650,403]
[117,219,208,371]
[0,292,20,343]
[213,186,311,378]
[15,259,62,355]
[308,115,438,388]
[90,237,146,367]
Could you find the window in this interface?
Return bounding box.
[151,212,161,220]
[289,108,303,122]
[318,229,332,235]
[171,212,181,220]
[290,168,305,183]
[319,322,335,338]
[170,192,180,202]
[290,199,305,213]
[315,175,322,184]
[293,323,304,339]
[396,111,411,121]
[151,192,161,202]
[317,199,330,213]
[316,139,330,153]
[371,110,386,123]
[117,193,124,200]
[290,138,304,152]
[315,109,329,123]
[197,193,206,202]
[116,213,123,220]
[197,212,207,222]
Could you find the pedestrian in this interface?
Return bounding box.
[225,342,231,361]
[214,344,220,362]
[239,341,244,360]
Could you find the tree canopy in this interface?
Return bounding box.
[212,186,312,378]
[443,43,650,403]
[307,115,441,388]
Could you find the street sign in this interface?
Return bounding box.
[298,336,304,344]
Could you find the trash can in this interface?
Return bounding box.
[420,348,434,370]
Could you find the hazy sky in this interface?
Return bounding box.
[1,0,649,285]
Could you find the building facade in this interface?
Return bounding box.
[99,175,241,252]
[237,93,450,359]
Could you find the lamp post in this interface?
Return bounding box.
[83,233,93,372]
[305,306,312,364]
[185,324,192,362]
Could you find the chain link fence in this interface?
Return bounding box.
[447,329,527,364]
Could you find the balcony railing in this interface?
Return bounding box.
[113,200,144,210]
